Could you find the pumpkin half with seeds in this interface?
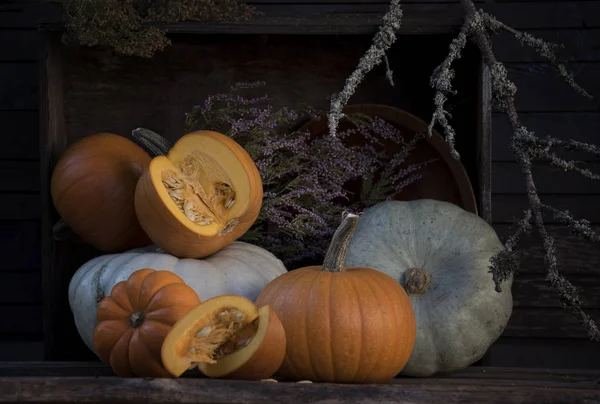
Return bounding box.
[162,294,286,380]
[134,130,263,258]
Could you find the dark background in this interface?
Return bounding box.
[1,0,600,367]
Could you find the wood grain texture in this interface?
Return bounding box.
[512,274,600,309]
[492,162,600,194]
[494,224,600,275]
[493,29,600,63]
[484,337,600,369]
[503,63,600,112]
[492,112,600,162]
[504,308,600,339]
[0,62,38,110]
[492,194,600,223]
[0,370,599,404]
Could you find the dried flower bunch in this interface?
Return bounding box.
[330,0,600,340]
[48,0,256,57]
[185,82,427,267]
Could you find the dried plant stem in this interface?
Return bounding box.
[330,0,600,340]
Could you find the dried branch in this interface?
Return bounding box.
[329,0,600,340]
[327,0,402,137]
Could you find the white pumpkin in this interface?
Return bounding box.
[344,199,513,377]
[68,241,287,354]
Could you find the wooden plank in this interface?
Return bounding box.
[504,308,600,339]
[492,194,600,224]
[502,63,600,112]
[0,221,41,271]
[0,272,42,304]
[484,337,600,369]
[492,162,600,194]
[494,224,600,276]
[512,274,600,309]
[39,3,467,35]
[0,62,38,110]
[492,112,600,162]
[0,342,44,361]
[481,2,600,30]
[0,30,40,62]
[0,374,599,404]
[0,195,40,220]
[0,306,43,336]
[493,29,600,63]
[0,161,40,192]
[40,32,67,361]
[477,52,493,223]
[0,111,40,160]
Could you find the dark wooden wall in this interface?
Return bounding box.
[1,0,599,366]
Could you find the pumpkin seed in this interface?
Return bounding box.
[225,198,235,209]
[196,326,212,338]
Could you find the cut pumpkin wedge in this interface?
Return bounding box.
[134,131,263,258]
[161,295,286,380]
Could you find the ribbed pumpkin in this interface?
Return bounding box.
[69,242,287,355]
[256,213,416,383]
[343,199,513,377]
[51,133,152,252]
[134,130,263,258]
[93,268,201,377]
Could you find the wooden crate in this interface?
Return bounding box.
[0,362,599,403]
[39,9,492,361]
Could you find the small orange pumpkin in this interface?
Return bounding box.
[93,268,201,377]
[51,133,152,252]
[134,130,263,258]
[256,213,417,383]
[162,295,286,380]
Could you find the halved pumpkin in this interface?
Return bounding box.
[161,295,286,380]
[134,131,263,258]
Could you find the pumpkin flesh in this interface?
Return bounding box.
[135,131,263,258]
[93,268,201,377]
[162,295,285,380]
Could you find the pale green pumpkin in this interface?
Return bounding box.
[344,199,513,377]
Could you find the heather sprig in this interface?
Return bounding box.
[185,82,427,267]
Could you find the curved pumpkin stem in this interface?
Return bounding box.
[131,127,173,157]
[52,218,84,243]
[322,212,360,272]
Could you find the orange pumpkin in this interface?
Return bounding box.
[134,130,263,258]
[162,295,286,380]
[51,133,152,252]
[256,213,417,383]
[93,268,201,377]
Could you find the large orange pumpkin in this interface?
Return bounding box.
[51,133,152,252]
[255,213,417,383]
[93,268,201,377]
[134,130,263,258]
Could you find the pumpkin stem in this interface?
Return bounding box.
[404,268,432,295]
[130,312,145,328]
[322,212,360,272]
[131,127,173,157]
[52,218,84,243]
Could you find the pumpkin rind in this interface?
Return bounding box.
[343,199,513,377]
[69,241,287,355]
[93,268,201,377]
[51,133,152,252]
[134,131,263,258]
[255,214,416,384]
[162,295,286,380]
